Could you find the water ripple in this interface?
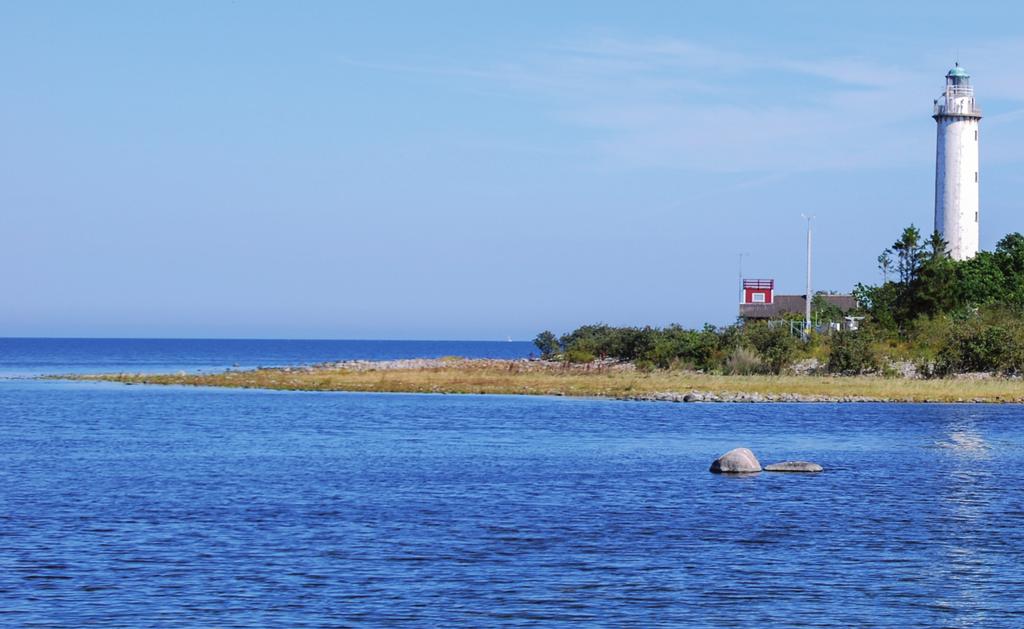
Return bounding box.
[3,381,1024,626]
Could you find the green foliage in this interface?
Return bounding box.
[936,325,1019,375]
[877,250,893,283]
[745,323,799,374]
[722,347,766,375]
[995,232,1024,276]
[646,324,720,369]
[826,330,877,375]
[563,348,596,364]
[931,307,1024,375]
[634,359,656,373]
[812,293,844,324]
[854,281,899,331]
[890,225,925,286]
[556,323,725,370]
[558,324,651,361]
[547,320,806,374]
[909,232,957,317]
[994,233,1024,307]
[532,330,560,359]
[860,227,1024,334]
[956,252,1004,306]
[904,314,954,363]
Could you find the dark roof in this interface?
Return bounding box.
[739,294,857,320]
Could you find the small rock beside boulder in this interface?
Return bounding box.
[764,461,823,473]
[709,447,762,473]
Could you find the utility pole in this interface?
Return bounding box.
[802,214,814,336]
[737,252,749,304]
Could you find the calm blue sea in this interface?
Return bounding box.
[0,337,536,377]
[3,339,1024,626]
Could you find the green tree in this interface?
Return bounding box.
[955,252,1004,306]
[995,232,1024,276]
[877,250,893,283]
[532,331,560,359]
[876,250,892,282]
[910,231,957,316]
[926,230,949,263]
[854,281,900,333]
[994,233,1024,307]
[892,225,925,286]
[812,292,844,324]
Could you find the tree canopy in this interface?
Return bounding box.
[856,227,1024,331]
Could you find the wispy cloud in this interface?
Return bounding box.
[340,35,1024,173]
[506,37,939,172]
[557,37,917,89]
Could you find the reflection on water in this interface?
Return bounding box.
[934,407,997,625]
[934,413,991,455]
[3,380,1024,627]
[943,429,991,453]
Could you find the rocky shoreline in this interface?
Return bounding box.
[625,391,888,403]
[620,391,1017,403]
[305,357,633,373]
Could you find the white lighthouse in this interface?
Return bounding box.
[933,63,981,260]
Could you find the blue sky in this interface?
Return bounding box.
[4,1,1024,339]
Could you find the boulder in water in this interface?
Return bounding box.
[709,447,762,473]
[764,461,823,473]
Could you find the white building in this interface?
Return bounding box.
[933,63,981,261]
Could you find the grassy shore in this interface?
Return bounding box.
[60,358,1024,403]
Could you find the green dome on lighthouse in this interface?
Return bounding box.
[947,63,969,78]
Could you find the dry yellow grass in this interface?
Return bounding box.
[61,359,1024,403]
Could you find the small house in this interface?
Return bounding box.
[739,278,857,328]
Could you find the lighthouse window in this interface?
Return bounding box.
[976,212,979,222]
[975,130,978,141]
[975,172,979,182]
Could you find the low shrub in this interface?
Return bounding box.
[827,330,877,374]
[563,348,596,364]
[935,324,1024,375]
[634,359,656,373]
[745,324,799,374]
[556,323,723,370]
[722,347,765,375]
